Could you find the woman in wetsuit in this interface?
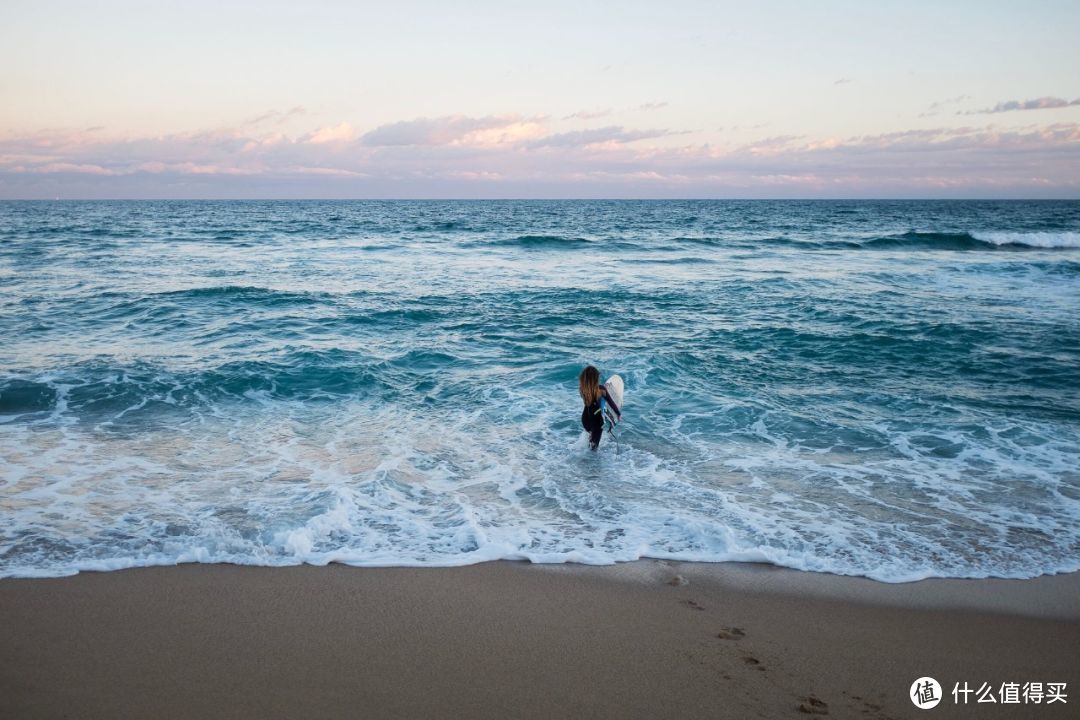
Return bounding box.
[579,365,620,451]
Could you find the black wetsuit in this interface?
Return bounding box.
[581,386,621,450]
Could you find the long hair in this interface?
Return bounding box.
[578,365,601,406]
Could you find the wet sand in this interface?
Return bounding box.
[1,560,1077,719]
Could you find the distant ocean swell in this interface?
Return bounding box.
[867,230,1080,249]
[449,230,1080,251]
[1,200,1079,582]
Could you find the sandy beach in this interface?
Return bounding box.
[1,560,1076,720]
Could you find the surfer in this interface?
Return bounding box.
[579,365,620,451]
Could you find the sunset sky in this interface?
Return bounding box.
[2,0,1078,198]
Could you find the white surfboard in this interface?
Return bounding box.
[603,374,624,428]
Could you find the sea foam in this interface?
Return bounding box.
[971,231,1080,248]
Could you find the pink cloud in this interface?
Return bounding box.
[304,122,357,144]
[29,162,116,175]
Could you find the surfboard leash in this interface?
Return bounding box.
[605,412,621,456]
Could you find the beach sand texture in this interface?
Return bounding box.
[1,560,1077,719]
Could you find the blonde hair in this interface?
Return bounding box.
[579,365,601,405]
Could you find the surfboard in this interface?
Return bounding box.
[603,375,624,428]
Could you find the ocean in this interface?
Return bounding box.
[1,199,1078,582]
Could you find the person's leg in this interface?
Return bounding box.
[589,422,603,450]
[582,404,603,450]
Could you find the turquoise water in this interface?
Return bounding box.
[1,200,1078,581]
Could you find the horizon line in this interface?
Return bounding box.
[4,197,1080,202]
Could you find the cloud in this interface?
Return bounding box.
[526,126,675,149]
[833,78,852,85]
[1,115,1078,198]
[712,124,1080,161]
[736,135,806,156]
[919,95,972,117]
[304,122,357,144]
[246,106,307,126]
[719,123,770,132]
[359,114,545,146]
[28,162,117,175]
[963,96,1080,115]
[636,102,668,111]
[290,166,367,177]
[562,108,612,120]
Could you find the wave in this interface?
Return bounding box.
[83,286,334,324]
[89,285,334,306]
[620,256,716,265]
[863,231,1080,251]
[5,538,1078,582]
[0,379,57,415]
[157,285,331,303]
[859,232,988,250]
[970,231,1080,248]
[476,234,595,249]
[0,355,388,422]
[662,231,1080,251]
[670,235,723,246]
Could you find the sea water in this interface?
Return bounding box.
[1,200,1078,582]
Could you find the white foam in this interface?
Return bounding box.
[2,374,1080,584]
[972,231,1080,248]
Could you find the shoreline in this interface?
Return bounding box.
[6,556,1079,619]
[2,560,1077,719]
[568,559,1080,620]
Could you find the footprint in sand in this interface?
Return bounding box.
[797,695,828,715]
[679,599,705,611]
[715,626,745,640]
[741,655,766,671]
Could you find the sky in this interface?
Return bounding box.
[1,0,1078,199]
